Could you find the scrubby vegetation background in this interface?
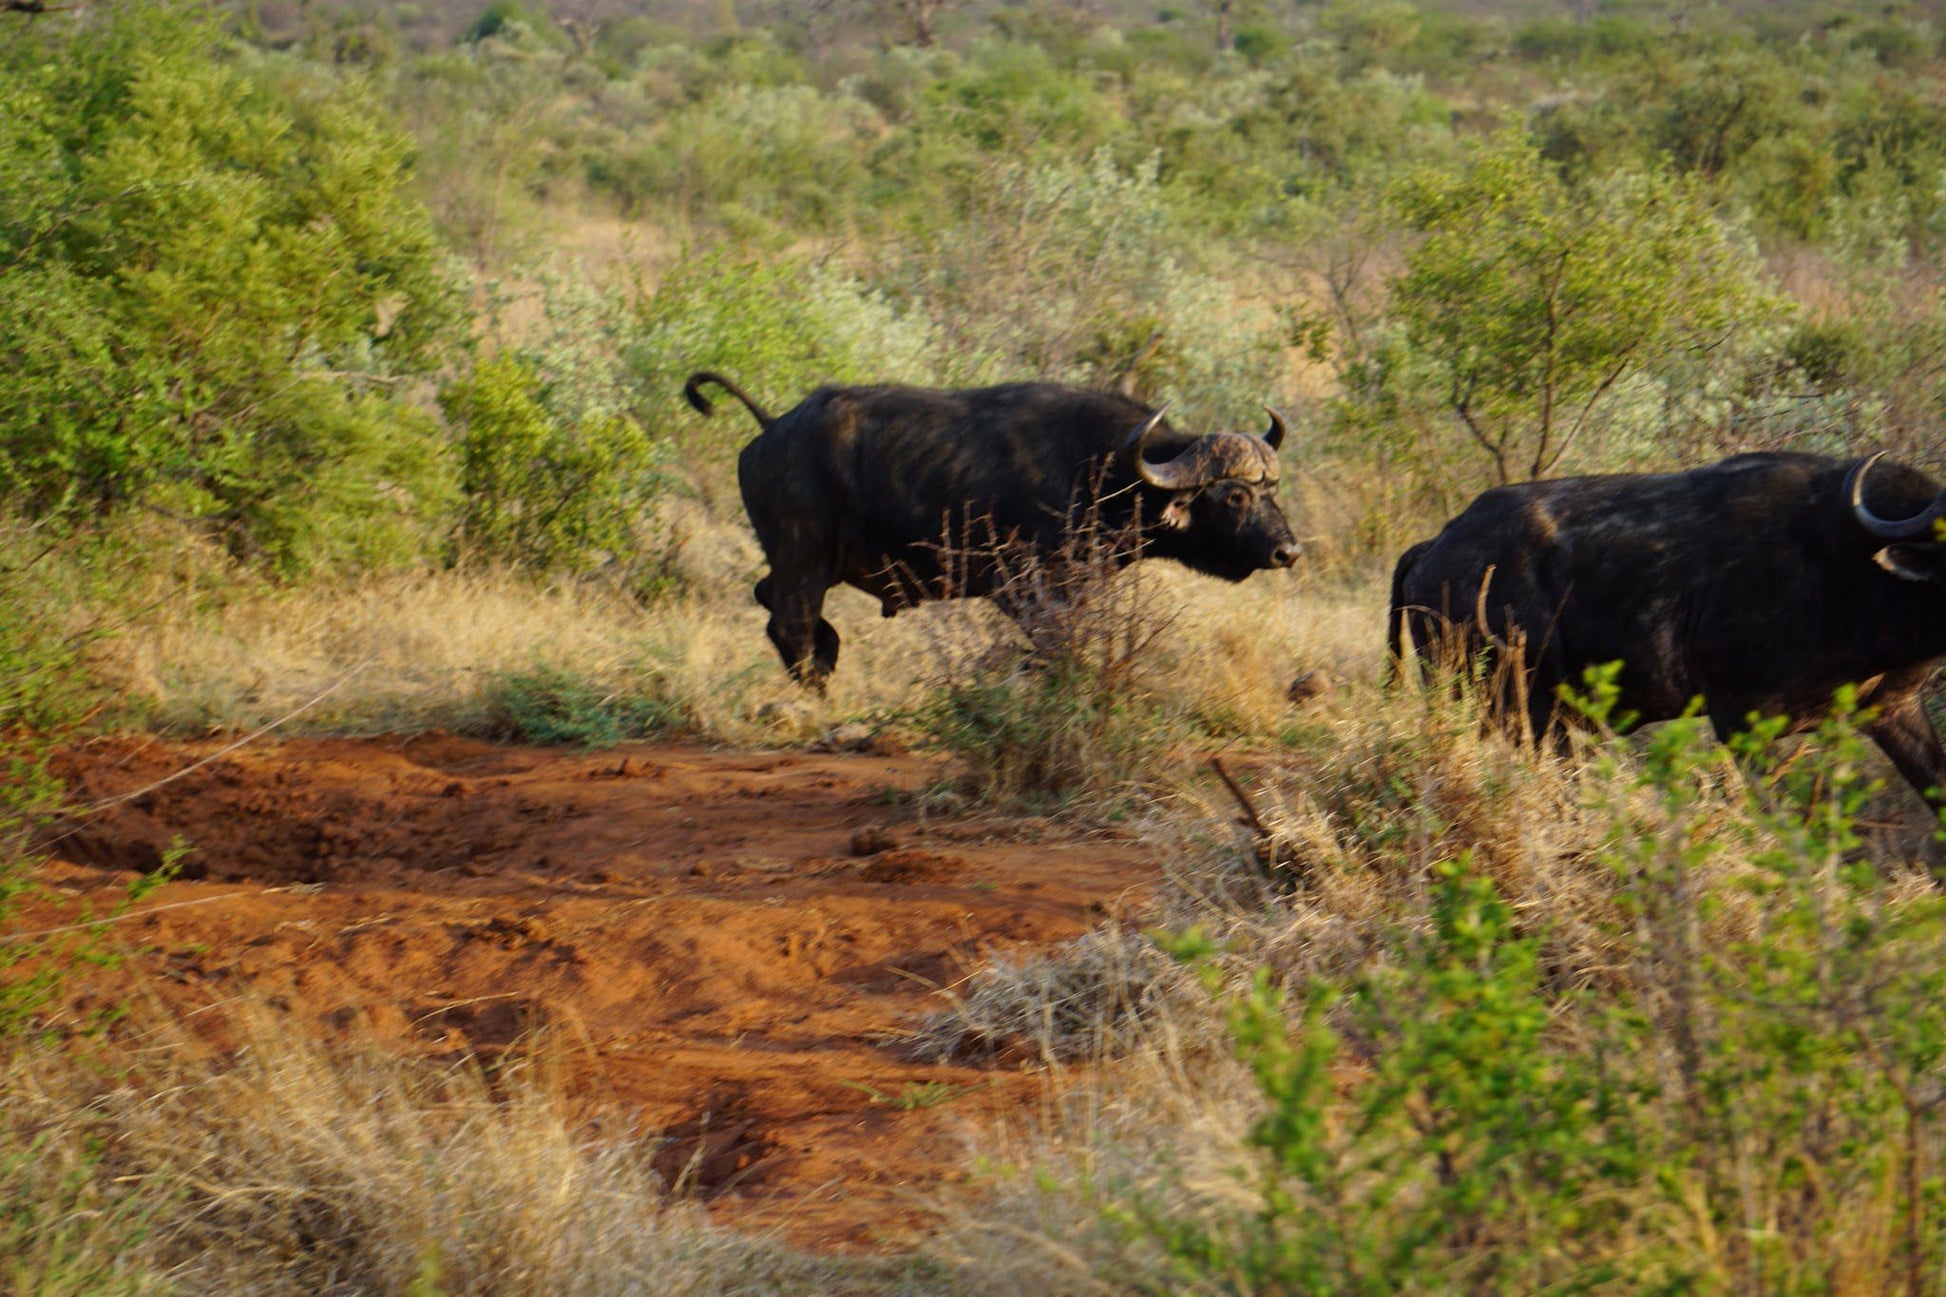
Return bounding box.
[12,0,1946,1289]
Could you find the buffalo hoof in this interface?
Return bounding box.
[785,665,831,695]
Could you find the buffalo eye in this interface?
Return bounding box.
[1224,484,1252,511]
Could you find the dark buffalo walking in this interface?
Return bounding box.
[1389,451,1946,804]
[685,373,1301,689]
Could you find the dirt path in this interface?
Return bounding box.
[34,734,1158,1252]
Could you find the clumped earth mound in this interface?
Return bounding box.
[36,734,1158,1252]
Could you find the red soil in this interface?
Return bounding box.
[32,733,1158,1253]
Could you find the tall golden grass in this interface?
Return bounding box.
[103,512,1343,752]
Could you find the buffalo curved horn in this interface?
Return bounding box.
[1262,406,1288,452]
[1125,402,1201,491]
[1848,452,1946,540]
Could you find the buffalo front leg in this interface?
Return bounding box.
[760,571,841,692]
[1864,690,1946,809]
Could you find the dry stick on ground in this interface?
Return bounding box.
[40,662,371,851]
[0,887,297,948]
[9,671,372,944]
[1208,756,1280,885]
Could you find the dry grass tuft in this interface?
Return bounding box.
[1,1006,919,1295]
[919,996,1264,1295]
[912,925,1201,1065]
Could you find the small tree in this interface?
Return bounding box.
[1390,133,1783,483]
[852,0,953,48]
[442,353,661,577]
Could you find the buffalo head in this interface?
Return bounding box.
[1849,452,1946,582]
[1124,405,1300,580]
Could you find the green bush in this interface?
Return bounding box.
[1388,132,1787,483]
[1146,858,1639,1293]
[443,353,662,577]
[1852,21,1932,71]
[481,665,681,745]
[389,31,577,267]
[1133,692,1946,1290]
[915,38,1121,155]
[892,150,1283,424]
[0,2,460,573]
[608,83,879,230]
[634,248,944,488]
[1512,14,1656,65]
[1233,53,1455,198]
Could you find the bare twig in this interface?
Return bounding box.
[0,886,295,947]
[41,663,371,847]
[1209,756,1268,839]
[1209,756,1280,884]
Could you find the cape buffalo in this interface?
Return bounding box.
[685,372,1302,689]
[1389,451,1946,804]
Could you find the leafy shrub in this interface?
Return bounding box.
[634,248,944,488]
[919,503,1183,814]
[1130,693,1946,1291]
[1237,53,1454,197]
[481,665,681,745]
[1852,21,1932,71]
[601,84,879,229]
[0,3,459,572]
[1512,14,1657,64]
[451,267,689,586]
[1598,696,1946,1288]
[390,31,575,267]
[443,354,661,577]
[893,150,1283,424]
[915,38,1121,155]
[1388,132,1787,483]
[1146,857,1640,1293]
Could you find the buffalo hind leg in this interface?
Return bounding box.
[760,571,841,692]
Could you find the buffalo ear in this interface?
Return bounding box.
[1160,493,1195,531]
[1873,544,1944,582]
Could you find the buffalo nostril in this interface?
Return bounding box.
[1271,544,1301,568]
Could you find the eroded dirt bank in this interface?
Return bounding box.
[34,733,1159,1252]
